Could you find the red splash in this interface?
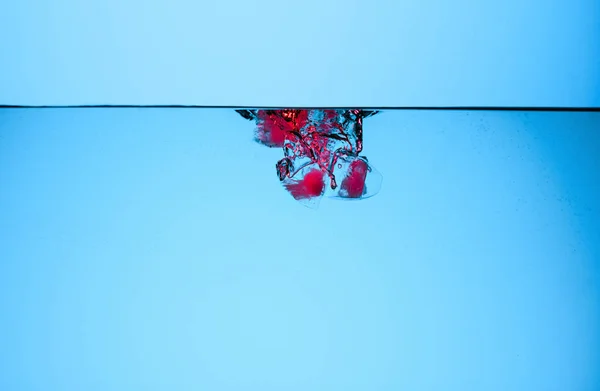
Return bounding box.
[237,109,381,205]
[284,169,325,200]
[340,159,368,198]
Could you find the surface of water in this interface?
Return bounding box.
[1,108,599,390]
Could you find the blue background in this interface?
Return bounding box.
[1,0,599,107]
[1,0,600,389]
[1,109,599,390]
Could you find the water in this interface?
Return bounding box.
[1,108,599,390]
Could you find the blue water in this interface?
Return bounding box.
[1,109,599,390]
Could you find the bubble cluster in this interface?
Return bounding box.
[237,109,383,207]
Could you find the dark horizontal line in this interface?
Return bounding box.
[0,105,599,112]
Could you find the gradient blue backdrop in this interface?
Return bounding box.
[1,109,599,390]
[1,1,600,389]
[1,0,599,107]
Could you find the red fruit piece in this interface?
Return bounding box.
[284,169,325,200]
[340,159,368,198]
[255,110,309,148]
